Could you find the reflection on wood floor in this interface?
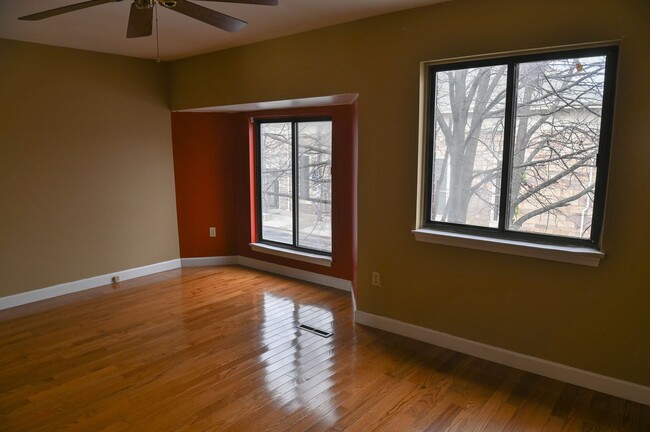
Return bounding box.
[0,266,648,431]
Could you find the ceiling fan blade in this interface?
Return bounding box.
[194,0,278,5]
[18,0,118,21]
[170,0,247,32]
[126,3,153,38]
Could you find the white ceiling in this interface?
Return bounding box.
[0,0,448,61]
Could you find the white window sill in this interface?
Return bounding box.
[412,229,604,267]
[249,243,332,267]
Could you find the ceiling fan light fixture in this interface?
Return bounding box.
[158,0,178,8]
[134,0,154,9]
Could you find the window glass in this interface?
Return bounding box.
[257,119,333,254]
[260,122,293,245]
[508,56,606,239]
[297,121,332,252]
[432,65,508,227]
[424,47,616,247]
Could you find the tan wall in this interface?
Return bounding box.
[170,0,650,385]
[0,39,180,297]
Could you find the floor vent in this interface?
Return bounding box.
[297,324,333,338]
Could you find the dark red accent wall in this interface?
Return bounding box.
[171,112,238,258]
[171,103,357,282]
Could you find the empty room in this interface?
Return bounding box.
[0,0,648,430]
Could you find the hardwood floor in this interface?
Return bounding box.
[1,266,648,431]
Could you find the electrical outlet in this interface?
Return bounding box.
[371,272,381,287]
[111,276,120,284]
[209,227,216,237]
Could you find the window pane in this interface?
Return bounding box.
[260,122,293,244]
[431,65,508,227]
[507,56,606,239]
[297,121,332,252]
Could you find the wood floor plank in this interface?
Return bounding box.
[0,266,647,431]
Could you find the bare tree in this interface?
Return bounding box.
[259,121,332,249]
[432,55,606,238]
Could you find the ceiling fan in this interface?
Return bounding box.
[18,0,279,38]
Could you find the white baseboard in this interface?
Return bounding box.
[181,256,239,267]
[355,310,650,406]
[237,256,352,291]
[0,255,352,311]
[0,259,182,311]
[178,255,352,291]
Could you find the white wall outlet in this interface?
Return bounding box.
[371,272,381,287]
[111,276,120,284]
[209,227,216,237]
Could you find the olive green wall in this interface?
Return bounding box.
[0,39,180,297]
[170,0,650,385]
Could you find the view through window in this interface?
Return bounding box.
[257,118,332,253]
[425,46,617,246]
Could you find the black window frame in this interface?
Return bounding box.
[254,116,333,256]
[423,46,618,248]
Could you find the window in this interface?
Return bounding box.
[255,118,333,254]
[422,46,617,249]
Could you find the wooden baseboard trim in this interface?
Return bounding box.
[354,310,650,406]
[0,259,182,311]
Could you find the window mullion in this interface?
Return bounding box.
[498,62,517,232]
[291,121,299,248]
[255,121,263,243]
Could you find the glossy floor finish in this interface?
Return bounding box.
[1,267,648,431]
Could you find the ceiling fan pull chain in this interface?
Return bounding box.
[155,2,161,62]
